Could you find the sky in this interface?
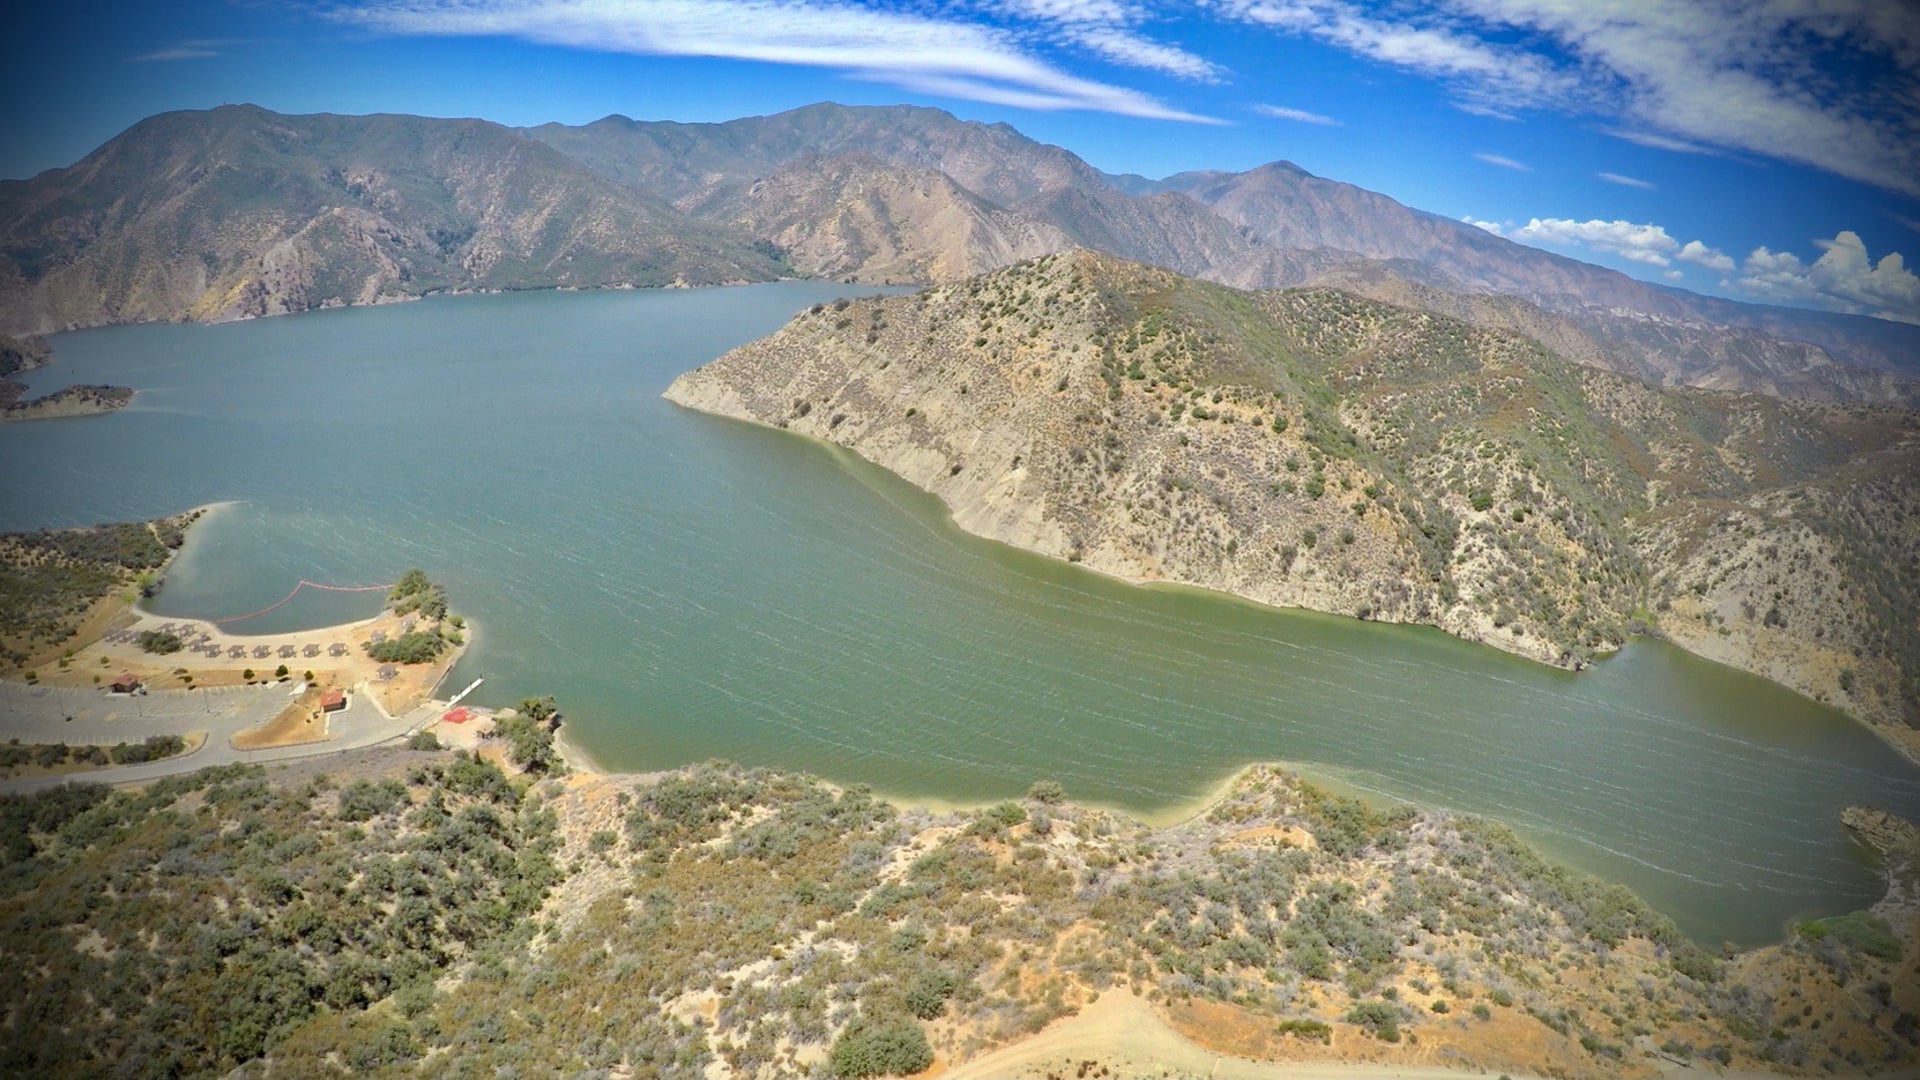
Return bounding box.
[4,1,1918,323]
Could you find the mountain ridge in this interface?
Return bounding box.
[3,101,1915,407]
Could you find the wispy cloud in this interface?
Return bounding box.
[1601,128,1718,157]
[129,38,255,62]
[988,2,1221,81]
[331,0,1219,122]
[1472,152,1529,172]
[1252,103,1338,125]
[1221,1,1920,197]
[1598,171,1654,190]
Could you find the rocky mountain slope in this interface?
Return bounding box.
[7,749,1915,1076]
[535,102,1917,389]
[0,105,786,332]
[705,152,1068,284]
[667,252,1920,756]
[1300,262,1920,405]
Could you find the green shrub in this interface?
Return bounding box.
[137,630,181,654]
[337,779,408,822]
[904,970,957,1019]
[1346,1000,1400,1041]
[1275,1017,1331,1041]
[828,1016,933,1077]
[1027,778,1066,804]
[1798,911,1902,961]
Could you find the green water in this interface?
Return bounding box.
[4,285,1916,946]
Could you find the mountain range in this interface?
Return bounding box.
[3,102,1916,405]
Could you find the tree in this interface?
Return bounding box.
[275,664,289,679]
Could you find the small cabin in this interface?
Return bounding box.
[320,690,347,713]
[110,673,142,694]
[377,663,399,682]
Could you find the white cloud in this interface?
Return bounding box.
[1252,103,1338,125]
[1677,240,1734,272]
[1473,152,1530,171]
[1510,217,1680,265]
[333,0,1219,122]
[1598,171,1653,190]
[1222,1,1920,196]
[1663,269,1683,280]
[1736,231,1920,323]
[1461,216,1505,235]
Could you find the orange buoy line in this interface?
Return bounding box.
[205,580,395,625]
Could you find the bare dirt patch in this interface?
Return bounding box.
[232,692,335,750]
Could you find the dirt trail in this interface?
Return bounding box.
[940,992,1528,1080]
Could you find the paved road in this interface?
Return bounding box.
[0,680,438,794]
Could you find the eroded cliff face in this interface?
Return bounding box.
[668,251,1920,756]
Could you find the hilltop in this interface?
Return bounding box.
[3,748,1915,1076]
[667,252,1920,756]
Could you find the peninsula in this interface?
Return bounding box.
[0,334,132,421]
[667,251,1920,760]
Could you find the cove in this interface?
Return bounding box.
[4,283,1917,947]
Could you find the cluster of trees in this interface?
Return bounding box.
[493,696,563,775]
[0,752,564,1076]
[365,629,445,664]
[1,517,192,666]
[0,735,187,774]
[387,568,448,621]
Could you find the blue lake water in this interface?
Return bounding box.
[5,284,1917,946]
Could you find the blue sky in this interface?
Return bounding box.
[6,1,1917,322]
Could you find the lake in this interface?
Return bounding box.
[5,284,1918,946]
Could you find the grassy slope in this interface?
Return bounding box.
[2,753,1914,1077]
